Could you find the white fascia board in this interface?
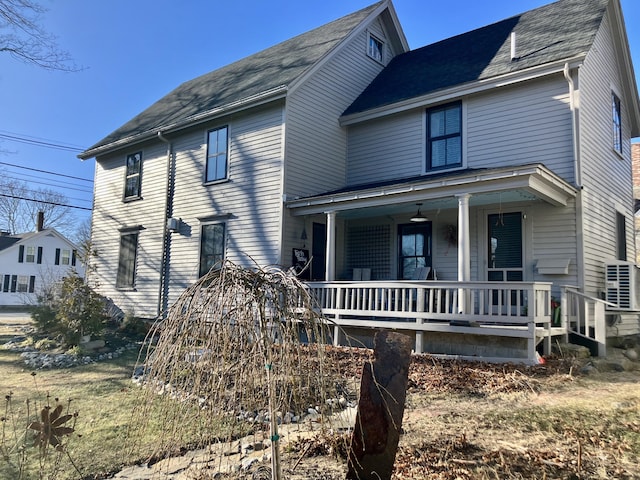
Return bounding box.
[79,86,288,160]
[286,165,577,215]
[340,56,586,126]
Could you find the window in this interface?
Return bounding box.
[60,249,71,265]
[26,246,35,263]
[398,223,432,280]
[206,126,228,182]
[17,276,28,293]
[427,102,462,171]
[199,223,225,277]
[487,212,523,281]
[367,33,383,62]
[116,233,139,289]
[124,152,142,199]
[612,93,622,154]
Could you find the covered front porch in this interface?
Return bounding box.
[286,164,592,363]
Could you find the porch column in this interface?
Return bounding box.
[457,194,471,314]
[456,194,471,282]
[325,211,337,281]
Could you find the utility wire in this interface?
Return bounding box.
[0,193,92,211]
[4,170,93,192]
[4,173,93,194]
[0,161,93,182]
[0,132,85,153]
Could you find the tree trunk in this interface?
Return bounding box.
[346,330,412,480]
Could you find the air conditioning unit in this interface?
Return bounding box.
[605,261,639,310]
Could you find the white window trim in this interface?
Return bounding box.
[422,101,467,174]
[366,31,384,64]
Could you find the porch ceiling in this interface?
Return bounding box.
[286,163,578,218]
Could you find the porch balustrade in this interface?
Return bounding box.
[304,280,554,363]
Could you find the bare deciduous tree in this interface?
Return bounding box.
[0,174,78,235]
[0,0,78,71]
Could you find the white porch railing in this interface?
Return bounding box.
[305,281,554,364]
[560,285,611,357]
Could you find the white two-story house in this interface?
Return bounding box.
[80,0,639,363]
[0,214,84,306]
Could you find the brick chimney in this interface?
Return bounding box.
[36,211,44,232]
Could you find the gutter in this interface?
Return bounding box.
[79,85,288,160]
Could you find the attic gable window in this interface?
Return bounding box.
[124,152,142,200]
[206,126,229,183]
[612,93,622,155]
[426,102,462,171]
[367,33,384,63]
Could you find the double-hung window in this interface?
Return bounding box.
[199,223,225,277]
[612,93,622,154]
[427,102,462,171]
[26,246,35,263]
[116,232,139,289]
[124,152,142,199]
[206,126,228,183]
[367,33,384,63]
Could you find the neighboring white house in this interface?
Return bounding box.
[0,223,84,307]
[80,0,640,360]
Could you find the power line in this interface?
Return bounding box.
[0,161,93,182]
[4,173,93,194]
[0,131,85,153]
[0,193,92,211]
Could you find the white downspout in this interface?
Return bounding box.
[564,63,581,187]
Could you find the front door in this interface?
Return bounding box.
[311,222,326,281]
[398,223,432,280]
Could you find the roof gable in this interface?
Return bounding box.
[81,1,385,159]
[343,0,608,116]
[0,229,78,254]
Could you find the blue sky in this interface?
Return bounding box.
[0,0,638,227]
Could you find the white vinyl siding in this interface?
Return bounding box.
[347,111,423,185]
[167,104,284,305]
[285,22,394,199]
[577,11,634,296]
[90,140,168,317]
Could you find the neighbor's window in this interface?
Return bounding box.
[367,33,384,62]
[116,232,139,289]
[26,246,35,263]
[206,126,229,183]
[427,102,462,171]
[199,223,225,277]
[61,249,71,265]
[17,276,28,293]
[124,152,142,199]
[612,93,622,154]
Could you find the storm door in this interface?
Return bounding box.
[487,212,524,313]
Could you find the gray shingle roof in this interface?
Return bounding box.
[81,2,384,158]
[343,0,608,116]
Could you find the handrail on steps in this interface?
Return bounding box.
[560,285,612,357]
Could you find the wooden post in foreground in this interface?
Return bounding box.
[346,330,412,480]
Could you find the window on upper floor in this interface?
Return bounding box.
[206,126,229,183]
[612,93,622,155]
[26,246,35,263]
[199,223,226,277]
[117,232,139,289]
[124,151,142,200]
[367,33,384,63]
[426,102,462,171]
